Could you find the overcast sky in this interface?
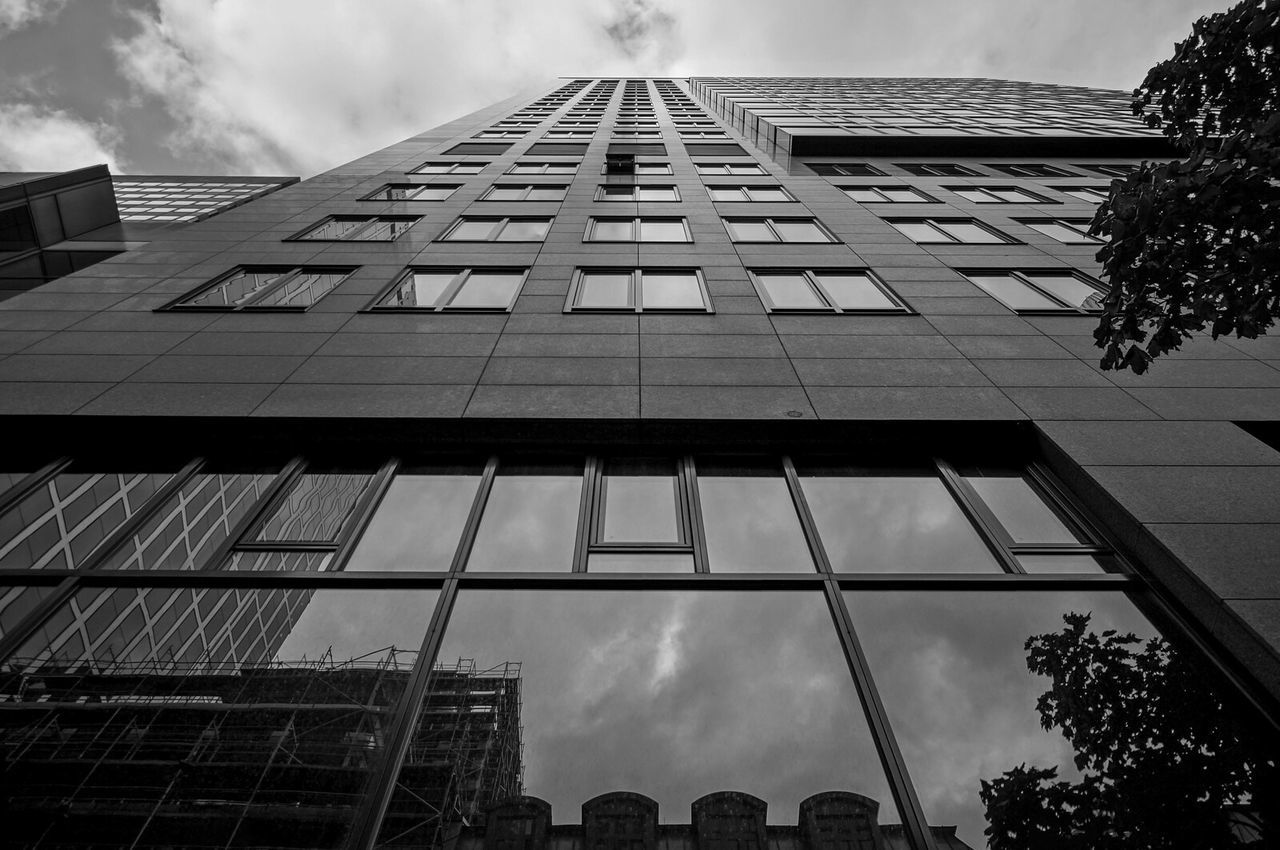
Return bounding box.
[0,0,1225,178]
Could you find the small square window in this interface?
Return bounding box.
[751,269,908,313]
[723,217,836,243]
[569,269,711,312]
[373,268,527,311]
[961,270,1105,313]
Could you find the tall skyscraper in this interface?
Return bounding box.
[0,77,1276,850]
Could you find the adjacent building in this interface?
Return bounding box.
[0,77,1277,850]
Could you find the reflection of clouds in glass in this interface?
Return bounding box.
[273,589,436,663]
[802,477,997,572]
[434,590,897,824]
[345,475,479,571]
[846,590,1154,849]
[700,478,814,572]
[467,476,580,571]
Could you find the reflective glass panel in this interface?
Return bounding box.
[0,471,175,570]
[377,590,898,843]
[1024,273,1104,309]
[800,472,1000,572]
[577,272,632,308]
[485,186,528,201]
[301,217,370,240]
[963,474,1085,544]
[772,220,830,242]
[467,466,582,571]
[496,219,550,241]
[1017,554,1107,573]
[381,271,457,308]
[181,268,290,307]
[746,187,790,201]
[253,270,347,308]
[636,187,678,201]
[448,272,523,308]
[345,472,481,571]
[586,553,694,572]
[843,188,883,202]
[224,550,335,572]
[602,460,679,542]
[2,586,437,850]
[758,273,825,309]
[936,221,1006,243]
[708,187,747,202]
[0,585,51,639]
[445,219,498,240]
[888,221,941,242]
[526,186,566,201]
[845,590,1277,850]
[966,274,1063,311]
[724,219,774,241]
[638,219,688,242]
[641,272,704,309]
[589,219,634,240]
[815,272,899,310]
[699,469,814,572]
[253,473,373,542]
[1027,221,1098,243]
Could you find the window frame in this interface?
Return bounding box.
[839,186,938,203]
[479,184,569,202]
[959,268,1108,314]
[583,216,693,243]
[706,185,796,203]
[565,268,713,313]
[159,266,357,313]
[600,162,674,175]
[288,215,420,242]
[1016,217,1104,244]
[411,161,487,175]
[438,216,554,242]
[695,162,768,176]
[367,266,529,313]
[506,160,580,176]
[895,163,981,177]
[986,163,1079,178]
[722,216,839,244]
[359,184,462,202]
[808,163,887,177]
[592,185,682,202]
[748,268,912,314]
[946,186,1058,204]
[885,217,1018,245]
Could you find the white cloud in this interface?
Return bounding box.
[0,102,120,171]
[110,0,683,177]
[0,0,65,35]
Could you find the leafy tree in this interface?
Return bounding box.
[1090,0,1279,372]
[979,612,1278,849]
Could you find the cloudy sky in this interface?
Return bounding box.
[0,0,1224,178]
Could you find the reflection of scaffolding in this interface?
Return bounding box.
[380,658,524,848]
[0,647,418,849]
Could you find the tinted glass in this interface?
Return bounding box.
[758,273,825,309]
[382,271,456,308]
[448,272,523,308]
[376,589,899,841]
[496,219,550,241]
[724,219,774,241]
[964,475,1084,544]
[699,473,814,572]
[1024,274,1104,309]
[602,461,679,542]
[815,272,899,310]
[590,219,634,240]
[345,473,480,571]
[845,590,1276,850]
[638,219,688,242]
[2,586,437,850]
[577,272,632,308]
[641,272,704,309]
[182,268,290,307]
[253,269,346,308]
[253,473,373,542]
[966,274,1063,311]
[467,471,581,571]
[801,473,999,572]
[772,220,830,242]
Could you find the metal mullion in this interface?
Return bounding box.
[0,457,72,518]
[823,580,938,850]
[435,270,473,310]
[240,268,302,308]
[683,455,710,573]
[803,271,841,312]
[0,575,80,666]
[834,572,1135,590]
[1023,462,1106,546]
[450,456,498,572]
[1010,271,1073,310]
[200,457,306,571]
[631,270,642,311]
[574,457,601,572]
[781,456,832,574]
[934,459,1025,574]
[326,459,400,573]
[81,457,206,571]
[231,541,338,552]
[674,458,694,546]
[349,576,460,850]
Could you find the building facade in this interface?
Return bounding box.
[0,77,1277,850]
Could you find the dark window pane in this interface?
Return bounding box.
[182,268,291,307]
[377,590,898,844]
[467,472,581,571]
[346,474,480,571]
[302,217,370,240]
[964,475,1084,544]
[0,585,51,640]
[3,586,437,850]
[845,589,1277,850]
[224,550,335,571]
[253,473,373,543]
[699,473,814,572]
[800,473,1000,572]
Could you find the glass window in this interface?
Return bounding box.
[412,161,486,175]
[635,162,674,175]
[751,270,905,313]
[697,162,767,175]
[962,473,1085,544]
[897,163,980,176]
[642,271,705,309]
[1061,186,1109,203]
[988,163,1076,177]
[815,271,903,311]
[723,219,774,241]
[250,269,349,308]
[964,273,1064,311]
[576,271,633,308]
[3,585,438,850]
[639,218,689,242]
[509,161,579,175]
[345,470,480,571]
[724,218,835,243]
[586,218,690,242]
[771,219,831,242]
[698,465,814,572]
[466,464,582,571]
[888,218,1012,244]
[441,217,552,242]
[757,272,826,309]
[377,589,898,843]
[800,470,999,572]
[962,271,1104,313]
[602,459,679,543]
[571,270,708,312]
[375,268,526,311]
[587,218,634,241]
[809,163,885,176]
[844,589,1276,850]
[1021,219,1102,243]
[296,216,417,241]
[951,187,1048,203]
[448,270,526,308]
[482,185,567,201]
[175,267,294,308]
[595,185,679,201]
[496,218,552,241]
[363,184,459,201]
[253,473,373,543]
[842,186,934,203]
